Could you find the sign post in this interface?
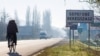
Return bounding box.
[73,29,74,45]
[88,23,90,48]
[78,28,83,40]
[69,28,71,48]
[70,24,77,45]
[66,10,94,48]
[66,23,77,47]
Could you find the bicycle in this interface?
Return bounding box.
[9,37,16,53]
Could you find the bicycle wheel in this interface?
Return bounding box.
[9,40,13,53]
[9,40,16,53]
[12,43,16,53]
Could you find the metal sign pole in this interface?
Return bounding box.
[73,29,74,45]
[69,28,71,48]
[88,23,90,48]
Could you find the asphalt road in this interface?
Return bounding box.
[0,38,63,56]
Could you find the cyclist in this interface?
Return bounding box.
[6,20,18,52]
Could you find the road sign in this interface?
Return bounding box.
[90,27,100,30]
[94,16,100,23]
[78,28,83,34]
[66,22,72,27]
[66,22,78,27]
[91,16,100,27]
[91,23,100,27]
[70,24,77,30]
[66,10,94,23]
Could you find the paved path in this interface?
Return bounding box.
[0,38,63,56]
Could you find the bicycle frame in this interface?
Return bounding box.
[9,38,16,53]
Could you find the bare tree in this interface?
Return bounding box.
[14,10,20,26]
[80,0,100,13]
[43,10,52,37]
[26,6,31,26]
[32,7,41,38]
[0,9,8,41]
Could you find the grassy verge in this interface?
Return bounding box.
[81,41,100,51]
[36,41,100,56]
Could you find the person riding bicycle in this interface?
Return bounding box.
[6,20,18,48]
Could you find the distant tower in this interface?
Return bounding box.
[1,9,7,23]
[43,10,51,36]
[14,10,19,26]
[26,6,30,26]
[32,7,41,38]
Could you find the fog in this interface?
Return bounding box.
[0,7,66,41]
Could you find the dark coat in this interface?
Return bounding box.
[7,20,18,34]
[6,20,18,45]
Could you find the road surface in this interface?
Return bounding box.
[0,38,63,56]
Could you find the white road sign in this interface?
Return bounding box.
[66,10,94,23]
[94,16,100,23]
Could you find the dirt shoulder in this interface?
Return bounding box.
[31,39,68,56]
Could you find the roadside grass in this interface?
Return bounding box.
[37,41,100,56]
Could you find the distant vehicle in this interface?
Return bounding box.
[40,31,47,39]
